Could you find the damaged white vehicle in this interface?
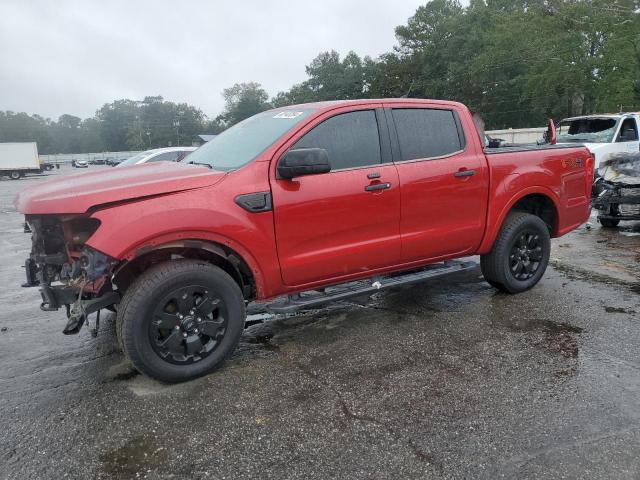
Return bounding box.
[593,151,640,227]
[556,113,639,169]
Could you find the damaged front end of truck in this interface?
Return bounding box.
[23,214,119,336]
[593,152,640,224]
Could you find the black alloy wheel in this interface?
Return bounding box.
[480,212,551,293]
[508,231,543,281]
[150,285,227,364]
[119,260,245,383]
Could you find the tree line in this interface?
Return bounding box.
[1,0,639,154]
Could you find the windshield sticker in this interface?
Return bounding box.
[273,111,303,119]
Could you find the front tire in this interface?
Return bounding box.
[480,212,550,294]
[599,205,620,228]
[119,260,245,383]
[599,218,620,228]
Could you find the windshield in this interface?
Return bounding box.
[118,150,152,167]
[556,117,618,143]
[184,109,315,171]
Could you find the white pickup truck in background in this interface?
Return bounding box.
[0,142,49,179]
[556,113,640,168]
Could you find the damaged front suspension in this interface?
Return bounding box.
[593,183,640,221]
[64,291,120,335]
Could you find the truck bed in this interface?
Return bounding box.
[484,143,583,155]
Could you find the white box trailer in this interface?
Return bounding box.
[0,142,45,179]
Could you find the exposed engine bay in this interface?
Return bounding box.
[593,152,640,223]
[23,215,119,335]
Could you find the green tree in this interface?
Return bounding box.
[95,99,140,151]
[0,111,52,152]
[78,118,105,152]
[274,50,374,106]
[221,82,271,125]
[2,0,640,150]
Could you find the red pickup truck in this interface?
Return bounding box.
[15,99,593,382]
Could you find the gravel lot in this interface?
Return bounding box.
[1,166,639,479]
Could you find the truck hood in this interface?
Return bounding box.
[15,162,225,214]
[598,151,640,185]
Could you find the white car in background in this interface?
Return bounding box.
[556,113,639,169]
[116,147,197,167]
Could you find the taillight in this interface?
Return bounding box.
[585,153,595,197]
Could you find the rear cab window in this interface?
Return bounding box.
[390,108,464,161]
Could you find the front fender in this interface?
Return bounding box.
[86,188,281,299]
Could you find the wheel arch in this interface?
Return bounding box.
[509,192,558,232]
[112,239,258,301]
[479,187,560,254]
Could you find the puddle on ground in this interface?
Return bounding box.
[544,324,581,359]
[552,260,639,289]
[492,317,582,334]
[100,435,168,479]
[492,317,583,360]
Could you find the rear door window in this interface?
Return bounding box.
[293,110,381,170]
[392,108,463,161]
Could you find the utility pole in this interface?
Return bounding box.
[173,119,180,146]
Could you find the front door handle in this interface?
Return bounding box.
[454,169,475,178]
[365,182,391,192]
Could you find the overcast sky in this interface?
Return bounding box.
[0,0,428,120]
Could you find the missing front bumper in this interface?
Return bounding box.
[63,291,120,335]
[40,284,78,311]
[593,183,640,221]
[38,283,119,334]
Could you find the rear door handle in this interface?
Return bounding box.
[454,169,475,177]
[365,182,391,192]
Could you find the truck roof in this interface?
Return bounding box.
[278,98,467,112]
[562,112,639,122]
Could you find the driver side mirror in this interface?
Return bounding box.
[277,148,331,179]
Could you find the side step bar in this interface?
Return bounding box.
[265,260,477,314]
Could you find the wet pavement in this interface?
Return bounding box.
[1,166,639,479]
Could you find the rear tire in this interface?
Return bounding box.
[481,212,550,294]
[9,171,21,180]
[119,260,245,383]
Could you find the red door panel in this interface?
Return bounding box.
[385,104,489,262]
[396,151,488,262]
[272,164,400,286]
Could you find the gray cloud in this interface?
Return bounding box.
[0,0,426,120]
